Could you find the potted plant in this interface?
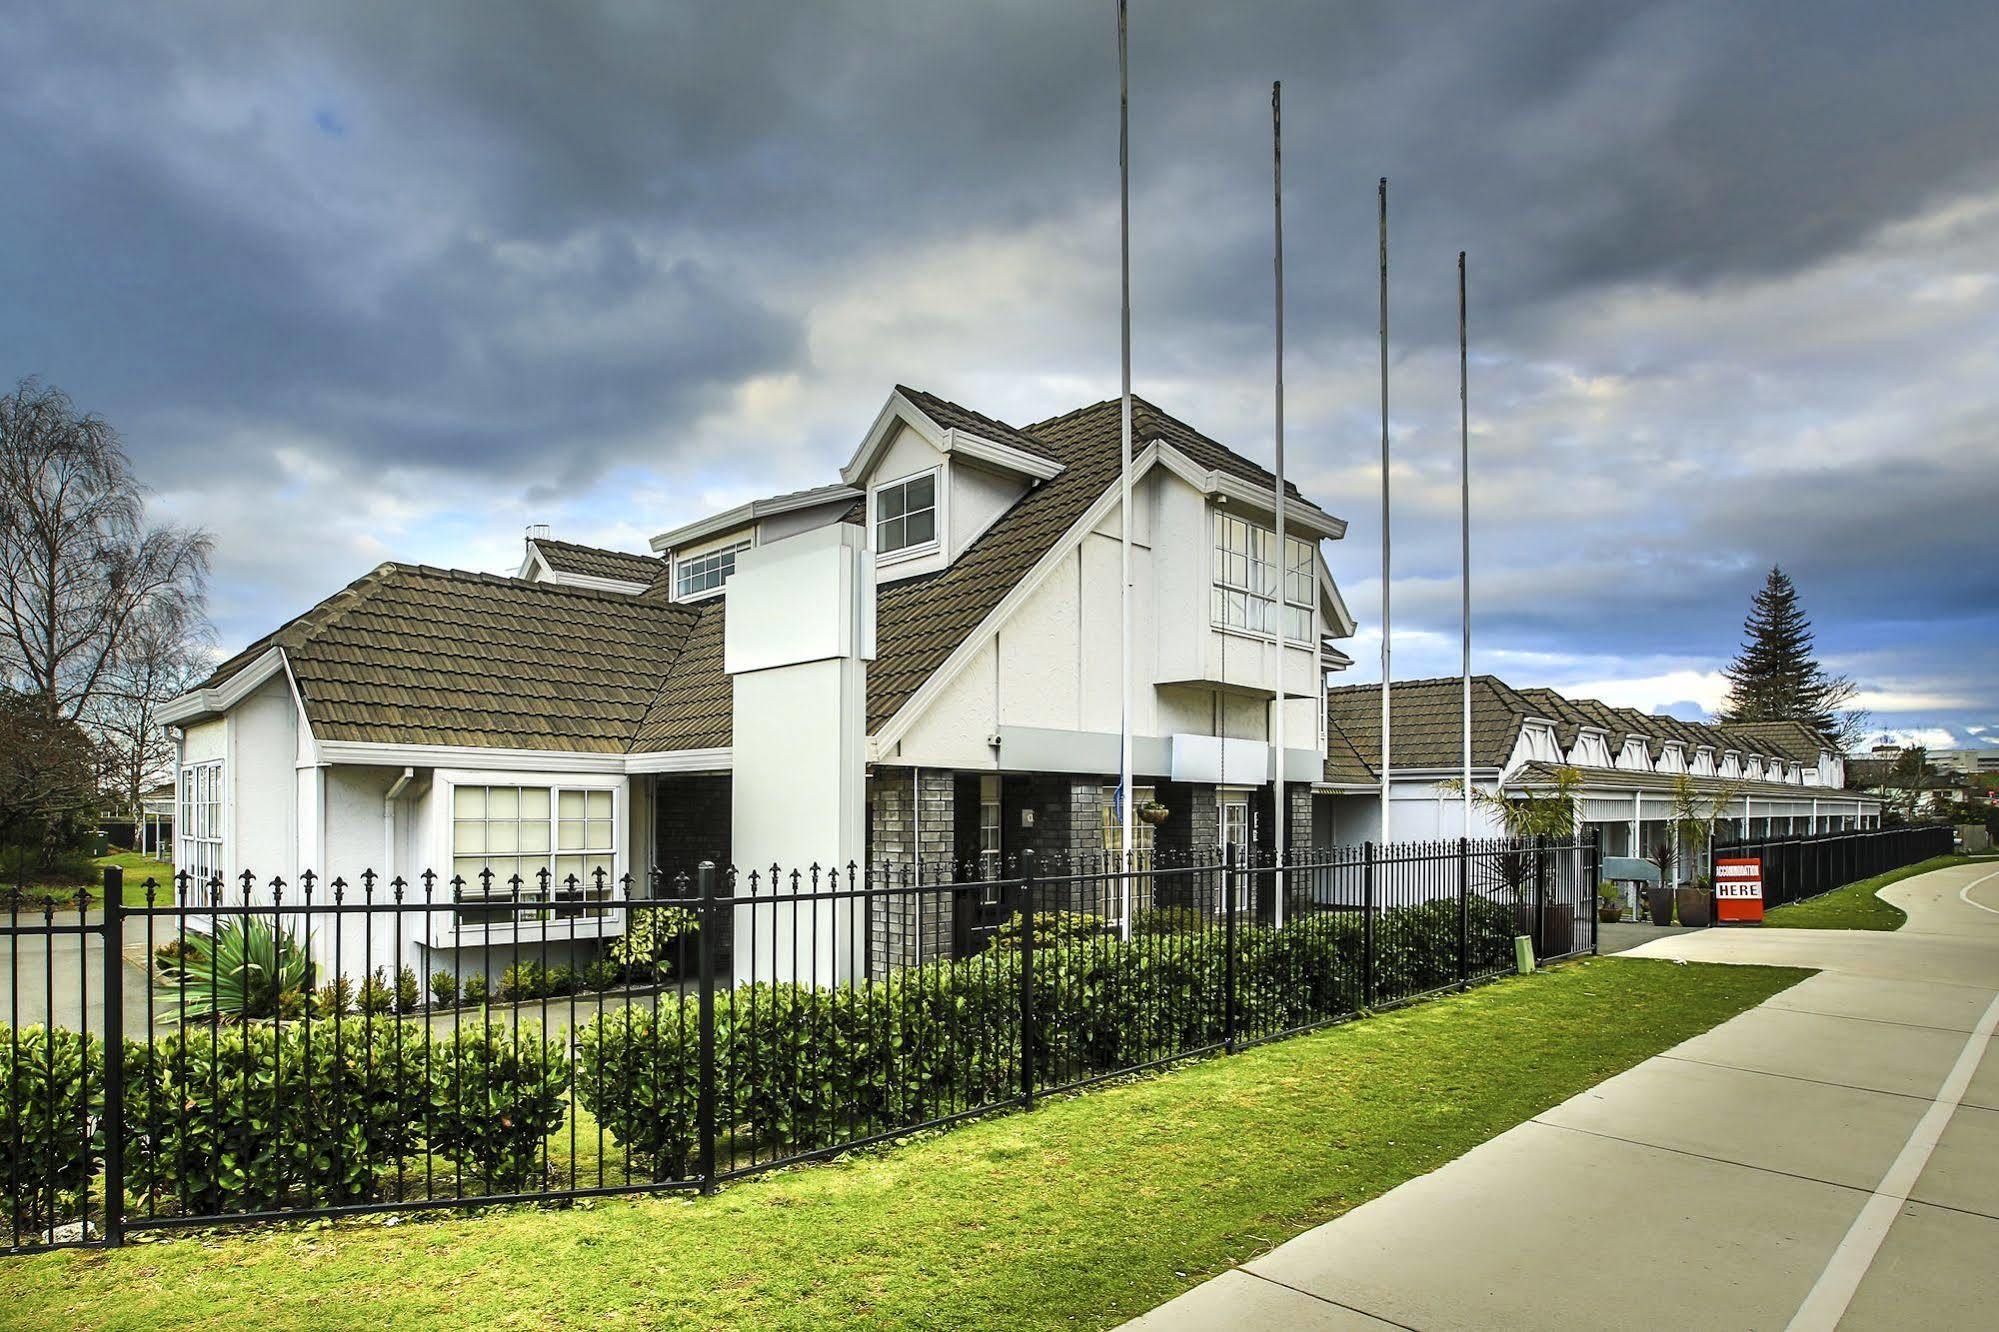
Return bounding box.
[1137,800,1171,827]
[1676,874,1713,927]
[1646,840,1676,926]
[1597,880,1623,923]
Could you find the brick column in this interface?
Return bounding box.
[868,767,956,972]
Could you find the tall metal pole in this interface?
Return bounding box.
[1117,0,1136,937]
[1377,178,1392,842]
[1459,250,1471,837]
[1270,79,1287,926]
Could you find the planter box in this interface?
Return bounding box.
[1645,887,1674,927]
[1674,887,1712,928]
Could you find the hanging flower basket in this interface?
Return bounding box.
[1137,801,1171,827]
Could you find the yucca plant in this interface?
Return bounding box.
[162,917,313,1023]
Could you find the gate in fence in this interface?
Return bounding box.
[3,834,1602,1254]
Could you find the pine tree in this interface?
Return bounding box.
[1715,567,1864,750]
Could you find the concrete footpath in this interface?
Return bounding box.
[1124,860,1999,1331]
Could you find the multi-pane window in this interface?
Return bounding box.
[1100,785,1157,855]
[875,472,937,555]
[675,542,748,599]
[178,761,224,900]
[978,774,1002,877]
[452,785,615,925]
[1211,512,1314,641]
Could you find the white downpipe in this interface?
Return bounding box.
[383,767,414,880]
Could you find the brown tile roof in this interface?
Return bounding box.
[1514,687,1594,752]
[198,563,700,752]
[1719,720,1826,765]
[192,387,1333,755]
[529,538,664,586]
[1322,676,1535,779]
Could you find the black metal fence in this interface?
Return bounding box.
[1709,822,1954,913]
[1,834,1595,1254]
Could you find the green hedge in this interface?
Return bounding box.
[0,894,1534,1222]
[574,893,1527,1168]
[0,1026,102,1231]
[122,1017,428,1214]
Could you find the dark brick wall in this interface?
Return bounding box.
[868,767,955,971]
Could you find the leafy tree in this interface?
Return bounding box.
[0,378,212,723]
[0,688,100,873]
[1715,566,1864,751]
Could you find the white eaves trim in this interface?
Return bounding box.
[158,647,287,726]
[945,428,1066,482]
[318,740,731,775]
[647,484,861,555]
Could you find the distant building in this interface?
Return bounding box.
[1932,747,1999,775]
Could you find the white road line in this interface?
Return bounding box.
[1957,868,1999,916]
[1786,984,1999,1331]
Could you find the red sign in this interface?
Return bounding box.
[1714,857,1764,924]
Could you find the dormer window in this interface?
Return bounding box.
[875,471,938,557]
[675,541,749,600]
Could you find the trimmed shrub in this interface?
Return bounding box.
[0,1025,103,1231]
[461,973,489,1006]
[356,968,396,1015]
[425,1020,569,1192]
[121,1017,427,1215]
[428,970,459,1007]
[580,959,621,992]
[990,910,1113,951]
[574,1001,701,1177]
[395,966,422,1014]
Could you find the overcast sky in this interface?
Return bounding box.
[4,1,1996,751]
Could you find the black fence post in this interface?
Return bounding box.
[1019,848,1037,1109]
[101,865,124,1247]
[1222,842,1238,1052]
[695,860,719,1194]
[1457,837,1471,985]
[1590,828,1604,954]
[1532,835,1548,958]
[1361,841,1376,1010]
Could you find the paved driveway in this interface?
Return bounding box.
[1125,860,1999,1331]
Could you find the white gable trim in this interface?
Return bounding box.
[840,389,1065,488]
[647,485,860,555]
[160,647,288,726]
[518,543,653,595]
[869,441,1163,757]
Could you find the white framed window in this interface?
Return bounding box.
[675,541,749,600]
[978,774,1002,873]
[451,783,617,925]
[1100,784,1157,854]
[178,760,224,902]
[874,471,938,556]
[1211,512,1314,642]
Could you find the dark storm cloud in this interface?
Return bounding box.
[2,1,1996,739]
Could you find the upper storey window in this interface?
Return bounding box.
[875,471,938,556]
[1212,511,1313,642]
[675,541,749,600]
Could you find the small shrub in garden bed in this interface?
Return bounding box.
[461,974,489,1006]
[429,970,459,1006]
[574,1001,701,1177]
[0,1024,102,1232]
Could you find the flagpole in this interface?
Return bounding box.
[1270,79,1287,926]
[1377,178,1392,842]
[1460,251,1472,836]
[1117,0,1135,938]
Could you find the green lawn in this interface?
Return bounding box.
[4,853,174,909]
[0,956,1807,1331]
[1762,854,1967,930]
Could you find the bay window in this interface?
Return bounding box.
[451,783,616,925]
[1212,512,1314,642]
[177,760,224,902]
